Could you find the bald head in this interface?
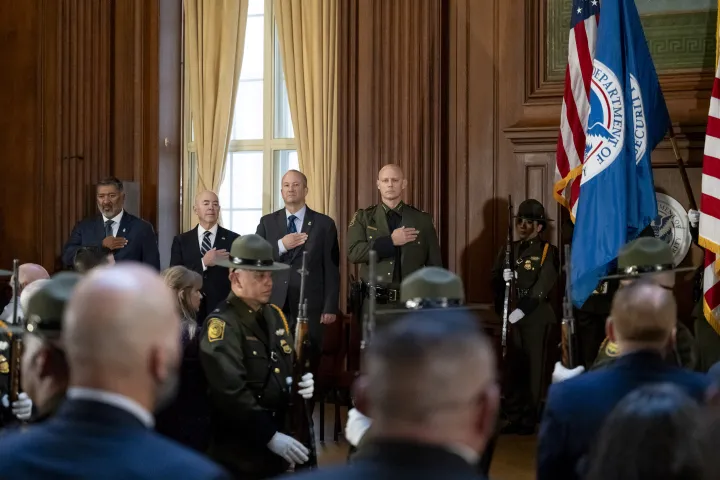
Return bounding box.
[358,311,499,453]
[608,280,676,347]
[19,278,51,314]
[281,169,308,207]
[193,190,220,228]
[15,263,49,295]
[377,164,407,204]
[63,263,181,410]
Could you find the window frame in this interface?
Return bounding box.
[183,0,297,232]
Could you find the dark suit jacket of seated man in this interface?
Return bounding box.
[536,282,712,480]
[170,190,240,322]
[61,177,160,270]
[256,170,340,359]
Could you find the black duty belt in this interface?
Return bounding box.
[365,284,399,304]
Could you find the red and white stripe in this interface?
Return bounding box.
[554,14,599,220]
[700,64,720,336]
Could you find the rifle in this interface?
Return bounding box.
[289,251,318,469]
[9,259,21,402]
[560,244,577,368]
[501,196,514,359]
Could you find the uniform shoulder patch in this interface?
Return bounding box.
[605,340,619,357]
[207,318,225,342]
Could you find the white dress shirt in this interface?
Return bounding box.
[67,387,155,428]
[102,210,124,237]
[198,223,219,271]
[277,206,307,255]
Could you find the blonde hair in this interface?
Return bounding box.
[161,266,202,338]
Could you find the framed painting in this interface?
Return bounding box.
[547,0,717,82]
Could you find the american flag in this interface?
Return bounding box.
[700,63,720,337]
[553,0,601,220]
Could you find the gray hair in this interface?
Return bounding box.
[365,310,494,425]
[96,176,124,192]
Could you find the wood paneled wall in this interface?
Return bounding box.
[338,0,713,314]
[0,0,181,273]
[338,0,443,308]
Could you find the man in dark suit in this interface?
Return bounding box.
[170,190,239,322]
[256,169,340,370]
[0,263,229,479]
[61,177,160,270]
[288,310,498,480]
[537,281,712,480]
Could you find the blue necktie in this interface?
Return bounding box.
[287,215,297,234]
[104,220,114,237]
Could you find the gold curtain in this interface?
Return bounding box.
[185,0,249,218]
[274,0,338,221]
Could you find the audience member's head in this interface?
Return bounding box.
[606,280,677,355]
[586,383,703,480]
[19,278,51,313]
[193,190,220,227]
[354,310,499,458]
[63,263,181,413]
[21,272,81,416]
[12,263,50,297]
[161,266,202,338]
[281,170,308,207]
[73,247,110,274]
[694,408,720,479]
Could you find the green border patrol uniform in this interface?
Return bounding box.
[491,199,559,433]
[347,201,442,306]
[592,237,696,370]
[199,234,301,479]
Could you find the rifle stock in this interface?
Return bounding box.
[9,259,21,402]
[560,244,577,368]
[289,251,318,469]
[501,196,515,359]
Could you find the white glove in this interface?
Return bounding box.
[551,361,585,384]
[298,373,314,400]
[1,393,32,421]
[688,209,700,228]
[502,268,516,282]
[508,309,525,324]
[345,408,373,447]
[267,432,309,465]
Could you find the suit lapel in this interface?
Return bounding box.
[231,296,270,346]
[276,209,288,238]
[116,211,133,238]
[215,226,232,251]
[95,216,106,242]
[187,226,202,268]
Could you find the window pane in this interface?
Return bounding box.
[273,150,299,210]
[247,0,264,16]
[233,80,263,139]
[273,30,294,139]
[229,151,263,209]
[231,210,263,235]
[240,15,264,81]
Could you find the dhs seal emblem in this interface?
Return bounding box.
[629,74,647,164]
[582,61,625,184]
[651,193,691,267]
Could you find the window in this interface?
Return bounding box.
[185,0,298,235]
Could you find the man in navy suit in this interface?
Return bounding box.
[0,263,229,479]
[256,170,340,372]
[537,281,711,480]
[61,177,160,270]
[170,190,239,322]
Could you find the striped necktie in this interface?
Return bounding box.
[200,231,212,256]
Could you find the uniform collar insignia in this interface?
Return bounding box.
[275,328,285,336]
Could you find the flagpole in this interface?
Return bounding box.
[667,121,698,211]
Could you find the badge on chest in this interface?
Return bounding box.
[280,339,292,355]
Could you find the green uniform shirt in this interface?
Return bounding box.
[347,202,442,286]
[199,295,296,476]
[491,237,559,325]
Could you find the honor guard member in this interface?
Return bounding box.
[593,237,696,370]
[347,164,442,308]
[20,272,80,422]
[491,199,559,435]
[199,234,315,479]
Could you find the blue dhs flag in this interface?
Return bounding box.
[570,0,669,307]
